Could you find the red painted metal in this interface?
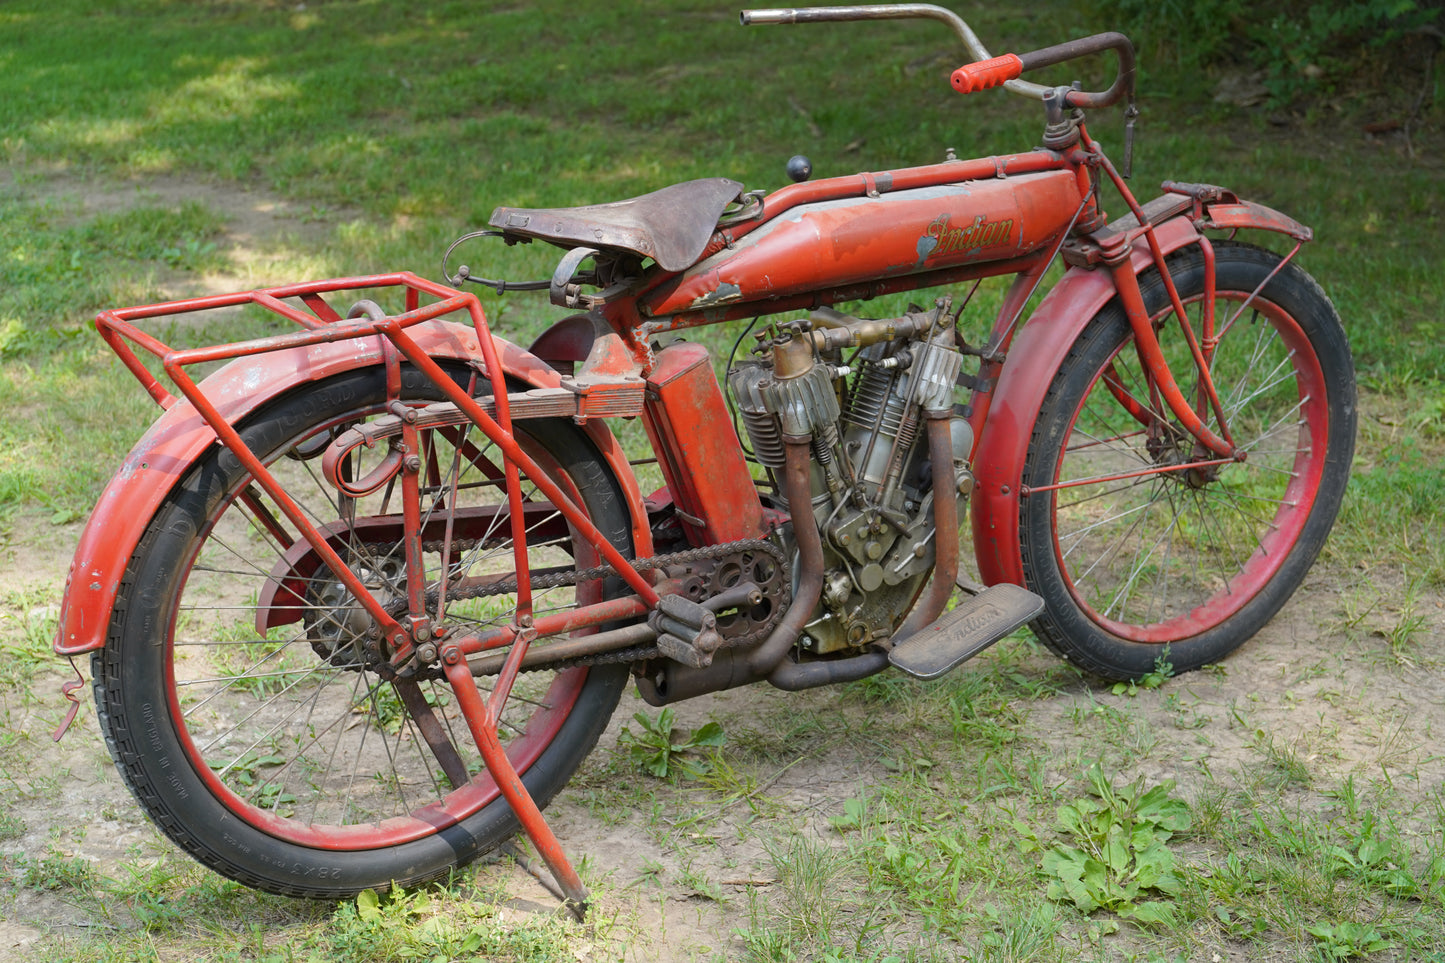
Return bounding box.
[970,215,1201,587]
[464,595,655,655]
[442,650,589,912]
[1052,298,1331,642]
[644,168,1084,318]
[528,314,596,370]
[647,252,1050,333]
[50,184,1322,913]
[1106,258,1235,457]
[51,0,1337,911]
[384,330,659,607]
[56,288,651,657]
[969,191,1315,588]
[1021,457,1237,495]
[59,319,477,657]
[641,341,768,545]
[138,300,630,855]
[1202,201,1312,241]
[707,153,1068,247]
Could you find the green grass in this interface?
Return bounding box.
[722,658,1445,961]
[1,1,1443,961]
[1,0,1441,535]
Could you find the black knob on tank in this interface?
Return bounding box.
[786,155,812,183]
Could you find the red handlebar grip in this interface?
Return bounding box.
[950,53,1023,94]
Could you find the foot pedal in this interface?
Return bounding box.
[649,594,722,669]
[889,583,1045,680]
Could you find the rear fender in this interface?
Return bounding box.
[56,321,650,656]
[971,213,1205,586]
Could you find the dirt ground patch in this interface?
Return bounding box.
[0,165,352,301]
[4,513,1443,961]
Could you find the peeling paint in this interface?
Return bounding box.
[922,213,1015,261]
[690,282,743,309]
[241,363,266,394]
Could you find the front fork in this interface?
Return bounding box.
[1105,250,1235,458]
[1091,148,1238,460]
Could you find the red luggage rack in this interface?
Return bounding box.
[90,271,655,915]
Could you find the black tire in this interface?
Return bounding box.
[1019,241,1355,679]
[93,365,632,897]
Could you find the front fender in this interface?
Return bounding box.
[56,321,650,656]
[970,214,1204,587]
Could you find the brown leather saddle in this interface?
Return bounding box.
[489,177,744,272]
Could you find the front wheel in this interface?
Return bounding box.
[93,366,633,897]
[1019,241,1355,679]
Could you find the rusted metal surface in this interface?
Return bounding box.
[1017,31,1135,109]
[742,4,1053,99]
[892,413,962,639]
[55,2,1335,914]
[751,437,826,676]
[1201,201,1314,241]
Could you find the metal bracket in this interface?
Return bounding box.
[549,246,600,308]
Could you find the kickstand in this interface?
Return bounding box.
[501,840,588,922]
[441,654,590,921]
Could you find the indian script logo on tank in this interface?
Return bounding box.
[919,213,1015,261]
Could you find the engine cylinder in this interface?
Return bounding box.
[762,363,841,438]
[727,362,787,468]
[842,345,910,489]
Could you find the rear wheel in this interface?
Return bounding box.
[94,366,633,896]
[1019,242,1355,679]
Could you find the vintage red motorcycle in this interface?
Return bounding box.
[53,4,1355,913]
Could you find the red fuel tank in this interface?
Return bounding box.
[643,168,1084,318]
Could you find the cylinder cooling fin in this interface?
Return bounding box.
[728,360,787,468]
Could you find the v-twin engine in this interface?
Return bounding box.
[728,301,974,653]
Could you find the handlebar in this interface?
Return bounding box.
[960,31,1137,109]
[949,53,1022,94]
[742,5,1135,109]
[740,4,1051,99]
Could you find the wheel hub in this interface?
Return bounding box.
[305,554,405,668]
[1146,424,1222,490]
[1184,442,1224,489]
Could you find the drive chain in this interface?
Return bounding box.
[384,537,792,673]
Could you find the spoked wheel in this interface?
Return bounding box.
[94,366,633,896]
[1019,241,1355,679]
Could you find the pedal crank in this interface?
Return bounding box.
[649,594,724,669]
